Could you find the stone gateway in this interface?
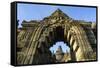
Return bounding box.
[17,9,97,65]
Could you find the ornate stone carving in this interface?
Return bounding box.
[17,9,97,65]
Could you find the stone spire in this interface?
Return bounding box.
[55,46,64,62]
[56,46,63,54]
[50,8,69,19]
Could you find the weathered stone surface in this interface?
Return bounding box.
[17,9,97,65]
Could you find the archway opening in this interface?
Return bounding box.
[35,26,76,64]
[49,41,71,62]
[48,26,72,62]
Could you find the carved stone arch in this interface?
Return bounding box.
[66,25,94,61]
[17,9,97,65]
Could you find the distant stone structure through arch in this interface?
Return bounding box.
[17,9,97,65]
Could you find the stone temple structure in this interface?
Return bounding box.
[17,9,97,65]
[55,46,64,62]
[55,46,71,62]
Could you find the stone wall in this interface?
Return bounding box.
[17,9,97,65]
